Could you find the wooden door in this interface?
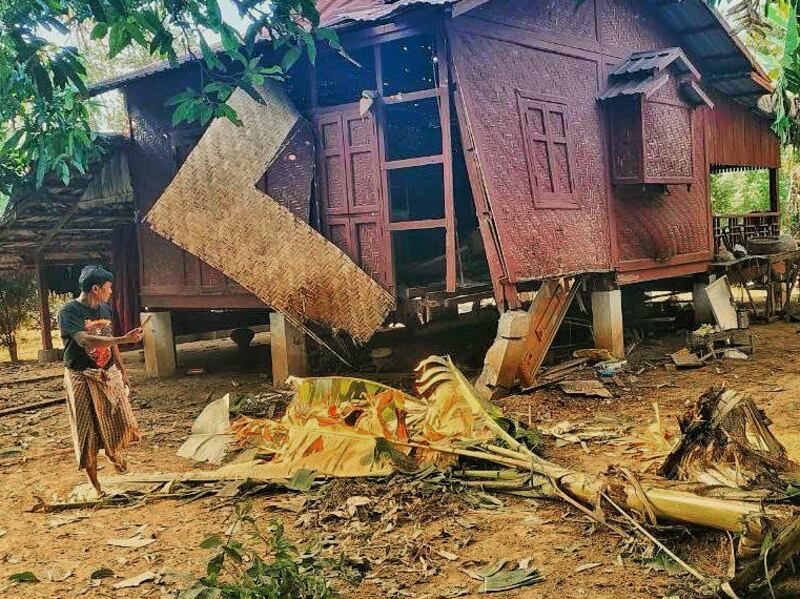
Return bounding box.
[315,108,390,287]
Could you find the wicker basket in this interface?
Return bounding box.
[747,236,785,255]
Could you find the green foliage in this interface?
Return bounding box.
[179,503,361,599]
[714,0,800,145]
[0,272,38,363]
[8,571,39,583]
[0,0,339,197]
[710,169,772,214]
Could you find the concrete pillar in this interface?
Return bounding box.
[592,289,624,358]
[142,311,176,378]
[474,309,530,400]
[269,312,307,388]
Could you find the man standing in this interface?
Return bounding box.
[58,265,143,496]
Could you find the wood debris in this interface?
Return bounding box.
[558,379,613,398]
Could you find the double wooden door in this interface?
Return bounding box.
[314,107,391,289]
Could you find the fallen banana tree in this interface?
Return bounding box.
[78,357,800,597]
[229,357,800,596]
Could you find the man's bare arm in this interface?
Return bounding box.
[73,328,143,350]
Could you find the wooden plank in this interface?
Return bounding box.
[0,397,64,418]
[437,28,457,293]
[518,278,579,387]
[382,155,445,170]
[449,77,516,309]
[706,276,739,330]
[35,258,53,351]
[388,219,447,231]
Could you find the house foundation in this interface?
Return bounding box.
[142,311,176,378]
[592,289,625,358]
[269,312,307,388]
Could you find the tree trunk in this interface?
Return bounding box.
[7,337,18,364]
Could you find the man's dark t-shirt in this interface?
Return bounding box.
[58,300,115,371]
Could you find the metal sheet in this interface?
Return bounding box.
[706,276,739,331]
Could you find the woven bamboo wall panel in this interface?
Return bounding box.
[643,101,693,179]
[145,85,395,342]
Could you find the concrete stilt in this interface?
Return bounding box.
[269,312,307,388]
[474,309,530,400]
[592,289,624,358]
[142,311,176,378]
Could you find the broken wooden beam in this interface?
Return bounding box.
[0,372,62,388]
[518,277,580,387]
[0,397,64,418]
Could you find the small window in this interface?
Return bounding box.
[516,91,578,209]
[384,98,443,162]
[379,34,439,96]
[316,47,376,107]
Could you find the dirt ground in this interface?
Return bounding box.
[2,320,800,598]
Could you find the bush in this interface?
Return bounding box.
[0,272,37,363]
[179,503,358,599]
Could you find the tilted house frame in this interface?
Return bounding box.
[76,0,781,374]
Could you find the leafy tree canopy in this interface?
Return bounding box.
[0,0,337,197]
[4,0,800,201]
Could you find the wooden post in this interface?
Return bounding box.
[592,288,625,358]
[35,259,52,352]
[769,167,780,213]
[269,312,307,388]
[142,311,176,378]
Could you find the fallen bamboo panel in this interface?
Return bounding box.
[145,83,394,344]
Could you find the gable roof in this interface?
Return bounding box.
[609,47,700,79]
[90,0,770,112]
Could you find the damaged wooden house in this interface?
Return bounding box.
[0,0,785,383]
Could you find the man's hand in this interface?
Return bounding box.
[122,327,144,344]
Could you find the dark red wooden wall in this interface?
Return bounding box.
[121,0,781,314]
[704,92,779,169]
[126,68,315,310]
[448,0,725,285]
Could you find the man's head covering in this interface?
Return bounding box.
[78,265,114,293]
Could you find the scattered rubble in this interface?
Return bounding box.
[29,354,800,597]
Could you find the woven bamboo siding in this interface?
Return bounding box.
[145,84,394,343]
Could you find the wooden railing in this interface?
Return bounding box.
[713,212,780,250]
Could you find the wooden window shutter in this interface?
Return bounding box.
[516,91,578,209]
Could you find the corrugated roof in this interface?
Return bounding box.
[601,47,713,107]
[649,0,771,110]
[609,47,699,79]
[89,0,455,95]
[599,71,671,101]
[91,0,771,113]
[320,0,457,26]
